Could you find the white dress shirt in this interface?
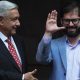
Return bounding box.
[0,32,22,64]
[66,39,80,80]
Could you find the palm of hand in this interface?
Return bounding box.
[46,10,65,33]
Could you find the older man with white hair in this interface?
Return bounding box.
[0,0,38,80]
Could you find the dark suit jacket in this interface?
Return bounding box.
[0,35,27,80]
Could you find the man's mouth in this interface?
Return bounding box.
[67,28,76,32]
[65,26,80,37]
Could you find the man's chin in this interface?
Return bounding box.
[11,31,16,35]
[65,28,80,37]
[66,32,79,37]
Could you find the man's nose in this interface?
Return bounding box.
[16,20,20,26]
[69,21,74,26]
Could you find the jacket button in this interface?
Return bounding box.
[64,73,66,76]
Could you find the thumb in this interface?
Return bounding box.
[58,26,65,30]
[30,69,37,75]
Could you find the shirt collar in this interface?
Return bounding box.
[66,36,80,49]
[66,35,80,43]
[0,32,12,42]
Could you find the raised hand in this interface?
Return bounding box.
[45,10,65,36]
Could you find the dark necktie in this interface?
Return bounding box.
[6,39,22,70]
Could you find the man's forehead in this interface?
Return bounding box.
[66,7,79,15]
[71,7,79,13]
[63,7,80,18]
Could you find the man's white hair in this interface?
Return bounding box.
[0,0,18,16]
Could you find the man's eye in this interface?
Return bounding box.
[64,19,70,22]
[72,19,78,22]
[11,18,18,21]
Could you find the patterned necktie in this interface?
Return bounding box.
[6,38,22,70]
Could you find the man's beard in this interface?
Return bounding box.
[65,26,80,37]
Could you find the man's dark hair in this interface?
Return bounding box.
[60,1,80,18]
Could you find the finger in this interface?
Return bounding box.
[52,10,57,20]
[51,10,57,16]
[47,13,50,20]
[50,11,55,19]
[54,10,57,20]
[33,78,38,80]
[58,26,65,30]
[30,69,37,75]
[51,10,57,19]
[47,10,57,20]
[31,75,38,80]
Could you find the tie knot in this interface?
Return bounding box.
[6,38,11,43]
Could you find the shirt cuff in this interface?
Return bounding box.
[43,34,52,44]
[22,74,24,80]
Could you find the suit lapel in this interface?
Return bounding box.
[13,36,26,72]
[58,36,67,71]
[0,39,21,72]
